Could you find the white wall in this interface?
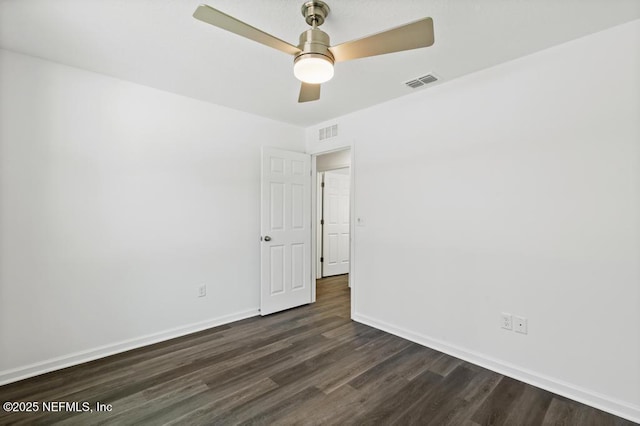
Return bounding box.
[0,50,304,382]
[310,21,640,421]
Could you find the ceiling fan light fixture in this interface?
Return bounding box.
[294,54,334,84]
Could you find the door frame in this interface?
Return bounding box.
[316,171,324,280]
[310,146,355,317]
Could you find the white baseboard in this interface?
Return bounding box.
[0,308,259,386]
[352,312,640,424]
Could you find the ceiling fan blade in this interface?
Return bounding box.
[193,4,301,56]
[298,83,321,103]
[329,17,434,62]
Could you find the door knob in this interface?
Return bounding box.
[264,236,271,241]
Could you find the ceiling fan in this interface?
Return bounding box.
[193,2,434,103]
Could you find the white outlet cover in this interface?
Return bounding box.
[501,313,513,330]
[514,316,528,334]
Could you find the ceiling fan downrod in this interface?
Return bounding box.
[295,1,335,81]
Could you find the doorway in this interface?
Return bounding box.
[318,169,350,277]
[313,148,352,307]
[260,146,353,316]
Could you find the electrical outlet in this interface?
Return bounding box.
[501,313,513,330]
[198,285,207,298]
[514,316,528,334]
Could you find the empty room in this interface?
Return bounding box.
[1,0,639,424]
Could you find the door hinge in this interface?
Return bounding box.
[320,219,324,225]
[321,182,325,187]
[320,257,324,262]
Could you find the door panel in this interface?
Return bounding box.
[322,170,350,277]
[291,243,305,290]
[270,183,285,229]
[292,183,304,229]
[261,147,311,315]
[270,245,285,294]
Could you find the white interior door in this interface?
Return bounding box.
[322,170,350,277]
[260,147,311,315]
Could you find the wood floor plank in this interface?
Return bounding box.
[391,365,477,426]
[502,384,554,426]
[314,333,412,394]
[274,384,359,425]
[236,385,325,426]
[471,375,527,425]
[0,275,635,426]
[351,369,445,425]
[163,377,279,425]
[203,379,325,425]
[542,397,579,426]
[267,329,387,388]
[347,343,440,390]
[429,352,464,377]
[437,366,503,426]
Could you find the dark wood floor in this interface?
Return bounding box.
[0,275,636,425]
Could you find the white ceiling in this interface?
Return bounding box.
[1,1,639,127]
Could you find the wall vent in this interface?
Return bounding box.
[319,124,338,141]
[404,73,438,89]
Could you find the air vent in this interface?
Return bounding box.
[404,73,438,89]
[406,79,424,88]
[318,124,338,141]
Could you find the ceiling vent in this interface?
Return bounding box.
[319,124,338,141]
[404,73,438,89]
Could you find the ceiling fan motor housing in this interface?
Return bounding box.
[295,28,334,66]
[301,1,330,26]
